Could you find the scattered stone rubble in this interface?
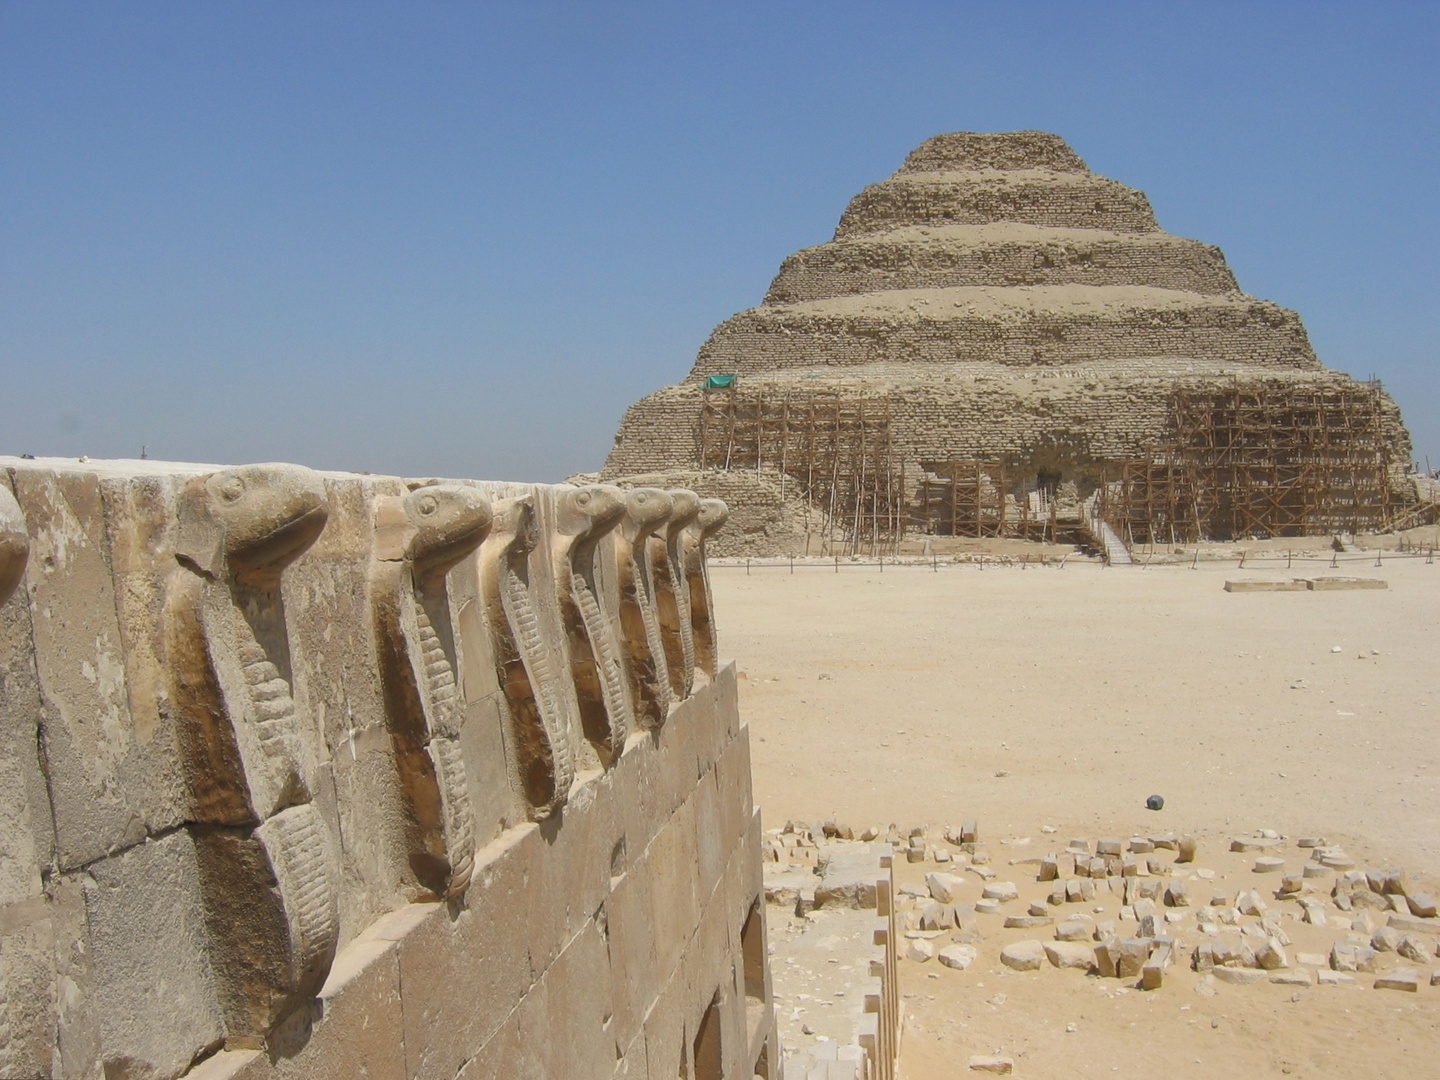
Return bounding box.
[766,812,1440,1071]
[763,825,900,1080]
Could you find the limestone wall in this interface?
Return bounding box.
[764,227,1238,303]
[692,290,1318,377]
[602,369,1413,499]
[835,171,1160,237]
[0,457,773,1080]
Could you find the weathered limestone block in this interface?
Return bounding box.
[549,483,633,764]
[0,483,26,604]
[685,498,729,679]
[1,927,54,1078]
[227,931,406,1080]
[476,497,576,818]
[9,465,184,868]
[613,487,673,729]
[82,829,226,1079]
[393,825,538,1080]
[650,489,701,701]
[371,483,491,899]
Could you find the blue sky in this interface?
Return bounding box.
[2,2,1436,480]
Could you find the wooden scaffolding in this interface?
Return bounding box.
[914,460,1062,542]
[698,385,906,554]
[1102,384,1396,542]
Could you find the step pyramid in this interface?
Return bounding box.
[602,132,1411,548]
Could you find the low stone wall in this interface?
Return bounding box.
[0,457,773,1080]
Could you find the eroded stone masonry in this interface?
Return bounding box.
[603,132,1415,552]
[0,456,774,1080]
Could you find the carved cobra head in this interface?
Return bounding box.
[404,484,493,582]
[557,484,626,540]
[622,487,672,542]
[696,498,730,539]
[177,463,329,588]
[0,486,29,605]
[488,497,539,556]
[663,489,702,533]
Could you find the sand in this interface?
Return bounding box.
[717,553,1440,1079]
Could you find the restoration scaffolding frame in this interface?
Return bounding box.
[698,384,906,554]
[1102,383,1397,542]
[913,460,1061,543]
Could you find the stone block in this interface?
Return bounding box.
[1004,915,1053,929]
[1255,937,1288,970]
[1235,890,1267,916]
[1095,938,1119,978]
[187,1049,265,1079]
[1303,576,1386,590]
[1374,970,1420,992]
[925,872,965,904]
[920,902,954,931]
[1175,836,1197,863]
[1397,934,1431,963]
[0,909,58,1079]
[237,934,406,1080]
[397,830,536,1080]
[816,846,882,910]
[905,939,936,963]
[1231,836,1282,853]
[1141,943,1171,990]
[1212,967,1267,985]
[1371,927,1402,953]
[1387,913,1440,936]
[80,830,225,1078]
[607,864,659,1052]
[1330,944,1379,973]
[12,469,187,869]
[999,941,1046,971]
[1317,969,1357,987]
[1115,938,1150,978]
[1045,941,1096,972]
[1406,892,1438,918]
[938,944,977,970]
[981,881,1018,903]
[1224,578,1307,592]
[1055,919,1090,942]
[1270,969,1312,986]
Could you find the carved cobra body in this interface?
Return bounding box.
[372,484,490,899]
[166,463,340,1040]
[551,484,631,765]
[650,489,701,700]
[478,498,574,818]
[685,498,730,678]
[614,487,673,730]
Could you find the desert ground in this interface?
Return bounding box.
[715,551,1440,1079]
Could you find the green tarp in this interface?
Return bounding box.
[704,374,736,389]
